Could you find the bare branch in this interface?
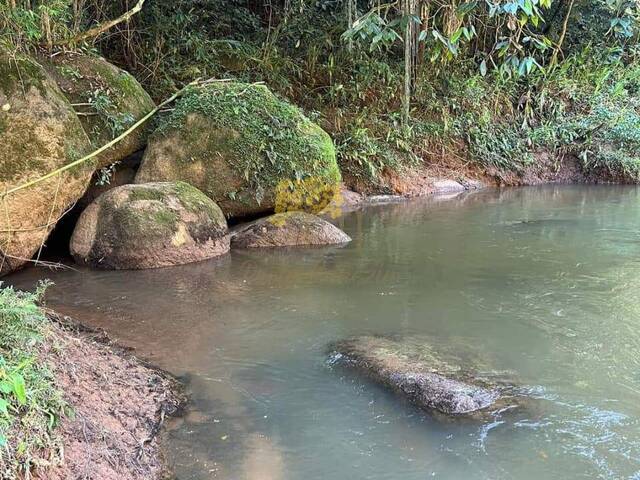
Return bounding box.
[55,0,146,46]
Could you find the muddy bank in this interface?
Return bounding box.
[40,312,183,480]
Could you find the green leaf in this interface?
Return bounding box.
[11,374,26,406]
[480,59,488,76]
[450,28,463,44]
[0,398,8,416]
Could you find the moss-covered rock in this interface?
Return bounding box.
[0,51,94,275]
[70,182,229,269]
[231,211,351,248]
[40,52,155,169]
[135,82,341,218]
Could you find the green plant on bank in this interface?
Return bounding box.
[0,282,67,479]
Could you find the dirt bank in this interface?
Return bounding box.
[343,149,635,199]
[38,312,183,480]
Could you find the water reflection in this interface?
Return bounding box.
[8,185,640,480]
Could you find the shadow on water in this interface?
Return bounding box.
[8,185,640,480]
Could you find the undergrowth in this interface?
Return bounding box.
[0,282,67,479]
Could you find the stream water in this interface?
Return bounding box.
[8,185,640,480]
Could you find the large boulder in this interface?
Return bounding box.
[330,336,506,416]
[135,82,341,218]
[41,52,155,169]
[0,52,94,275]
[231,212,351,248]
[70,182,229,269]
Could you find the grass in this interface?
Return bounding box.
[0,282,67,479]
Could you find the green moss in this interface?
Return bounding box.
[173,181,226,222]
[128,186,167,202]
[149,208,179,228]
[0,127,48,180]
[0,53,48,97]
[159,82,340,203]
[109,202,179,240]
[88,57,153,108]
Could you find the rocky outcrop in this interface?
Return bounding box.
[329,336,503,416]
[41,52,155,169]
[70,182,229,269]
[231,211,351,248]
[0,52,94,275]
[135,82,341,218]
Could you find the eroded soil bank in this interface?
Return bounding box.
[40,313,183,480]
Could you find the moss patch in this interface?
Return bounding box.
[173,181,227,223]
[0,52,47,97]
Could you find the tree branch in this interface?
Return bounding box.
[55,0,146,46]
[0,78,228,199]
[550,0,576,68]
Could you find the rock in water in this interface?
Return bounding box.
[0,51,94,276]
[41,52,155,169]
[231,212,351,248]
[331,336,500,415]
[70,182,229,269]
[135,82,341,218]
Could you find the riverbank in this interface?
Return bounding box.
[0,286,182,480]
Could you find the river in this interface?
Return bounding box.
[9,185,640,479]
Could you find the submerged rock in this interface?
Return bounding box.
[330,336,503,416]
[135,82,341,218]
[41,52,155,169]
[231,211,351,248]
[0,51,94,276]
[70,182,229,269]
[432,179,465,194]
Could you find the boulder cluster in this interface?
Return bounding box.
[0,50,351,273]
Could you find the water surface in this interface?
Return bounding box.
[9,185,640,480]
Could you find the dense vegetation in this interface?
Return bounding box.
[0,282,66,477]
[1,0,640,189]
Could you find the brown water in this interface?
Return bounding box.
[9,185,640,480]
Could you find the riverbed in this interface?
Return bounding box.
[9,185,640,480]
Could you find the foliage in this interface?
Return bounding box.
[0,0,72,49]
[88,88,135,138]
[0,282,67,479]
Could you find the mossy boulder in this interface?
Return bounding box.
[231,211,351,248]
[70,182,229,270]
[0,52,94,275]
[41,52,155,169]
[135,82,341,218]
